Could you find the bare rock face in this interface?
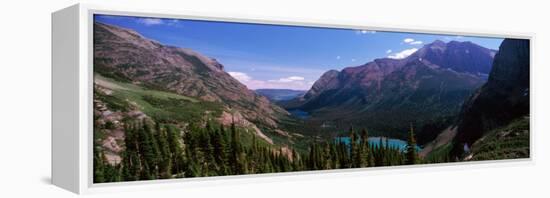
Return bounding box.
[410,40,496,74]
[94,22,287,128]
[452,39,530,156]
[300,41,494,110]
[304,70,341,100]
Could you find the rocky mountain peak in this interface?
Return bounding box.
[409,40,496,74]
[304,69,340,100]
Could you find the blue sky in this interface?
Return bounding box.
[95,14,504,90]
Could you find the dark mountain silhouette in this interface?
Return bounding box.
[450,38,530,157]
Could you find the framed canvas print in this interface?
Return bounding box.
[52,4,533,194]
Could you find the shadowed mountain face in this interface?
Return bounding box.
[287,40,495,141]
[451,39,530,156]
[93,22,288,128]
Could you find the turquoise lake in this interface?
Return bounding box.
[335,137,421,152]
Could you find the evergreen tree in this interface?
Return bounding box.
[137,122,159,179]
[229,119,245,174]
[93,149,105,183]
[212,126,228,175]
[406,123,418,165]
[349,127,357,168]
[155,124,172,179]
[359,129,369,167]
[166,125,184,175]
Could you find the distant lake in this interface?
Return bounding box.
[335,137,421,152]
[289,109,310,119]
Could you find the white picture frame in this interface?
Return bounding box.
[52,3,535,194]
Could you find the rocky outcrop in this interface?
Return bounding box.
[451,39,530,156]
[303,70,341,100]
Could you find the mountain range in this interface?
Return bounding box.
[255,89,306,102]
[283,40,496,141]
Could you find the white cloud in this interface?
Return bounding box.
[336,56,341,60]
[137,18,181,27]
[403,38,423,45]
[403,38,415,43]
[228,72,252,82]
[442,35,465,41]
[351,59,356,62]
[386,49,392,54]
[138,18,164,26]
[288,76,305,81]
[229,72,311,90]
[387,48,418,59]
[269,76,305,83]
[356,29,376,34]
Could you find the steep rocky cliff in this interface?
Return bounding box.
[451,38,530,156]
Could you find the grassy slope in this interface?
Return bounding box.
[469,117,530,161]
[423,117,529,163]
[94,73,296,149]
[95,74,222,123]
[424,143,453,163]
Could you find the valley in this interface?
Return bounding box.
[92,16,530,183]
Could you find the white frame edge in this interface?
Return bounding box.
[51,3,535,194]
[52,4,80,194]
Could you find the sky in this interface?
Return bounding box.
[95,14,504,91]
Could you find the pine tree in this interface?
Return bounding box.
[229,119,245,174]
[184,153,200,178]
[349,126,357,168]
[93,149,105,183]
[359,129,369,167]
[212,126,228,175]
[155,124,172,179]
[166,125,184,175]
[122,122,141,181]
[368,148,375,167]
[406,123,418,165]
[137,122,159,179]
[385,137,390,166]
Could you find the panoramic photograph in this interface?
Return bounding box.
[92,14,530,183]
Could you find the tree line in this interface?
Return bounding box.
[94,119,419,183]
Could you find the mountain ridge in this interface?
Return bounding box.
[284,40,495,141]
[94,22,289,131]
